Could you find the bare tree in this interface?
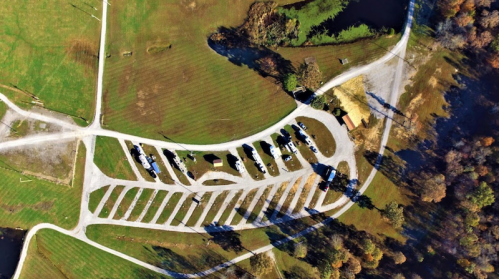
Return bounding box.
[479,10,499,28]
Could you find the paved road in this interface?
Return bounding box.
[10,0,414,277]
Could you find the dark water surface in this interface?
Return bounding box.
[0,228,25,279]
[312,0,408,36]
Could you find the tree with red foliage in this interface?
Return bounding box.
[487,52,499,68]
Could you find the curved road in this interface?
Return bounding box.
[10,0,414,277]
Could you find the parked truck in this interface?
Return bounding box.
[322,166,337,192]
[269,144,277,159]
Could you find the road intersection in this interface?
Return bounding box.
[7,0,414,276]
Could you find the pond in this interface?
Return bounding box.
[311,0,409,37]
[0,228,25,279]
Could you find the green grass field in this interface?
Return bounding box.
[252,141,280,177]
[176,150,240,180]
[156,192,183,224]
[0,101,7,120]
[94,136,137,181]
[295,117,336,157]
[128,189,155,221]
[230,188,258,225]
[113,187,139,220]
[0,142,85,230]
[0,0,100,125]
[170,193,197,226]
[88,186,110,213]
[20,229,170,279]
[202,191,229,226]
[246,186,272,223]
[141,190,168,223]
[86,224,272,274]
[102,0,297,144]
[185,192,213,227]
[98,185,125,218]
[217,190,243,225]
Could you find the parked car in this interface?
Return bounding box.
[298,122,307,130]
[283,155,292,162]
[310,146,318,153]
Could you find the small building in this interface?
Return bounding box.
[342,114,356,131]
[213,158,223,167]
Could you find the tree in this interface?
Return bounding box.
[250,253,273,276]
[383,201,405,228]
[393,274,406,279]
[487,52,499,68]
[310,94,326,110]
[416,172,447,202]
[393,251,407,264]
[293,242,307,258]
[283,73,298,92]
[455,12,473,27]
[388,28,395,35]
[467,182,495,209]
[298,61,322,90]
[470,31,493,48]
[256,56,279,77]
[329,234,343,250]
[479,10,499,28]
[345,257,362,274]
[361,239,375,254]
[372,247,383,261]
[480,136,495,146]
[438,0,465,17]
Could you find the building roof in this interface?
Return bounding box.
[342,114,356,131]
[213,158,222,163]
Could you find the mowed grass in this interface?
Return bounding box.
[218,190,243,225]
[236,147,264,180]
[338,171,409,242]
[264,181,289,221]
[94,136,137,181]
[283,125,317,164]
[141,190,168,223]
[170,193,196,226]
[0,142,85,230]
[20,229,170,279]
[124,141,156,182]
[277,177,302,218]
[176,150,240,180]
[295,116,336,157]
[246,186,272,224]
[231,188,259,225]
[253,141,279,177]
[278,34,401,85]
[0,0,100,125]
[88,186,110,213]
[112,187,139,220]
[270,133,303,171]
[141,144,174,184]
[156,192,183,224]
[185,192,213,227]
[86,224,273,274]
[98,185,125,218]
[202,191,229,226]
[202,179,235,186]
[103,0,296,144]
[307,186,323,209]
[0,101,7,120]
[128,189,155,221]
[293,173,317,214]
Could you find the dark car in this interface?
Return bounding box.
[283,155,292,162]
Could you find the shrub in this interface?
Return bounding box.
[283,73,298,92]
[310,95,327,110]
[388,28,395,35]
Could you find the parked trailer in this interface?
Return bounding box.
[269,145,277,159]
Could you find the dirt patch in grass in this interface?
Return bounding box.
[156,192,183,224]
[112,187,139,220]
[218,190,243,225]
[89,186,110,213]
[293,173,317,214]
[98,186,125,218]
[202,179,235,186]
[141,190,168,223]
[185,192,213,227]
[67,39,98,71]
[170,193,197,226]
[202,191,229,226]
[295,117,336,157]
[128,189,155,221]
[0,139,78,185]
